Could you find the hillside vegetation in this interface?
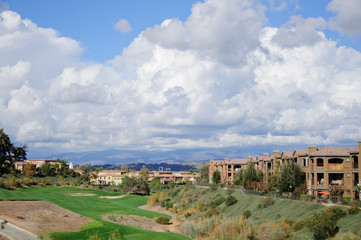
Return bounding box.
[148,184,361,240]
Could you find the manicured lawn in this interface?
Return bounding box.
[0,186,191,240]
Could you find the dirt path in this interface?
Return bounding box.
[0,201,92,237]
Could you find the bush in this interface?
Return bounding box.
[0,178,10,189]
[242,210,252,219]
[155,216,170,225]
[292,219,306,232]
[197,201,206,212]
[261,196,274,208]
[307,208,342,240]
[225,195,237,207]
[9,176,21,188]
[325,206,346,219]
[210,196,226,208]
[342,196,351,205]
[300,194,315,202]
[347,205,360,215]
[204,207,220,219]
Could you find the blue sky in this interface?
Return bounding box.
[1,0,361,158]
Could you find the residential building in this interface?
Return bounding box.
[208,140,361,199]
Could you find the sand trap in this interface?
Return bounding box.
[99,196,124,199]
[67,193,96,196]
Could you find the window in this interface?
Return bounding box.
[302,158,308,167]
[346,158,350,162]
[317,158,324,166]
[347,173,350,178]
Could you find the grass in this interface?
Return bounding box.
[0,186,191,240]
[163,186,361,239]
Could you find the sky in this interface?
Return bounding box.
[1,0,361,158]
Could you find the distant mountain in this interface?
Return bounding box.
[47,147,256,166]
[93,162,200,171]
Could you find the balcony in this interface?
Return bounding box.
[328,163,344,170]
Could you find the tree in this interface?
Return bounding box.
[198,161,209,183]
[139,165,149,181]
[0,129,27,174]
[120,176,150,195]
[39,163,56,176]
[277,160,305,192]
[242,162,260,188]
[149,177,163,193]
[212,169,221,184]
[24,162,36,178]
[234,170,243,185]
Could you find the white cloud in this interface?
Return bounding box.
[1,1,361,155]
[114,19,132,33]
[327,0,361,37]
[271,15,327,48]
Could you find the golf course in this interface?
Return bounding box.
[0,186,191,240]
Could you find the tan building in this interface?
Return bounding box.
[208,140,361,199]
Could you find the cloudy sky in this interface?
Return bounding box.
[1,0,361,158]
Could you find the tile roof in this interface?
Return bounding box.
[281,151,294,159]
[310,147,358,157]
[294,149,308,156]
[226,158,248,165]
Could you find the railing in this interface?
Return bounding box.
[328,163,344,170]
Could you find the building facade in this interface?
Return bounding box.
[209,140,361,199]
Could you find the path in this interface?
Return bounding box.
[0,219,38,240]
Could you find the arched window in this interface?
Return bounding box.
[317,158,324,166]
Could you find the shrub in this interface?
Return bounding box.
[300,194,315,202]
[184,207,196,218]
[9,176,21,188]
[342,196,351,205]
[242,210,252,219]
[210,196,226,208]
[325,206,346,219]
[204,207,220,219]
[147,193,159,206]
[306,208,342,240]
[261,196,274,208]
[225,195,238,207]
[0,179,10,189]
[347,205,360,215]
[292,219,306,232]
[197,201,206,212]
[155,216,170,225]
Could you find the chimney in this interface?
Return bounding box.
[273,150,280,159]
[358,139,361,153]
[308,144,317,154]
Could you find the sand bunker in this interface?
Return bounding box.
[99,195,124,199]
[67,193,96,196]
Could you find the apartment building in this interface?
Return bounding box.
[209,140,361,199]
[93,170,200,185]
[209,158,248,184]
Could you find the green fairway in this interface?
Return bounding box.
[0,186,191,240]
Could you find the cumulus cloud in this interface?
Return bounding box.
[143,0,266,65]
[114,19,132,33]
[1,0,361,155]
[271,15,327,48]
[327,0,361,37]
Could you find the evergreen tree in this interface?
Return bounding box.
[212,169,221,184]
[277,160,305,192]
